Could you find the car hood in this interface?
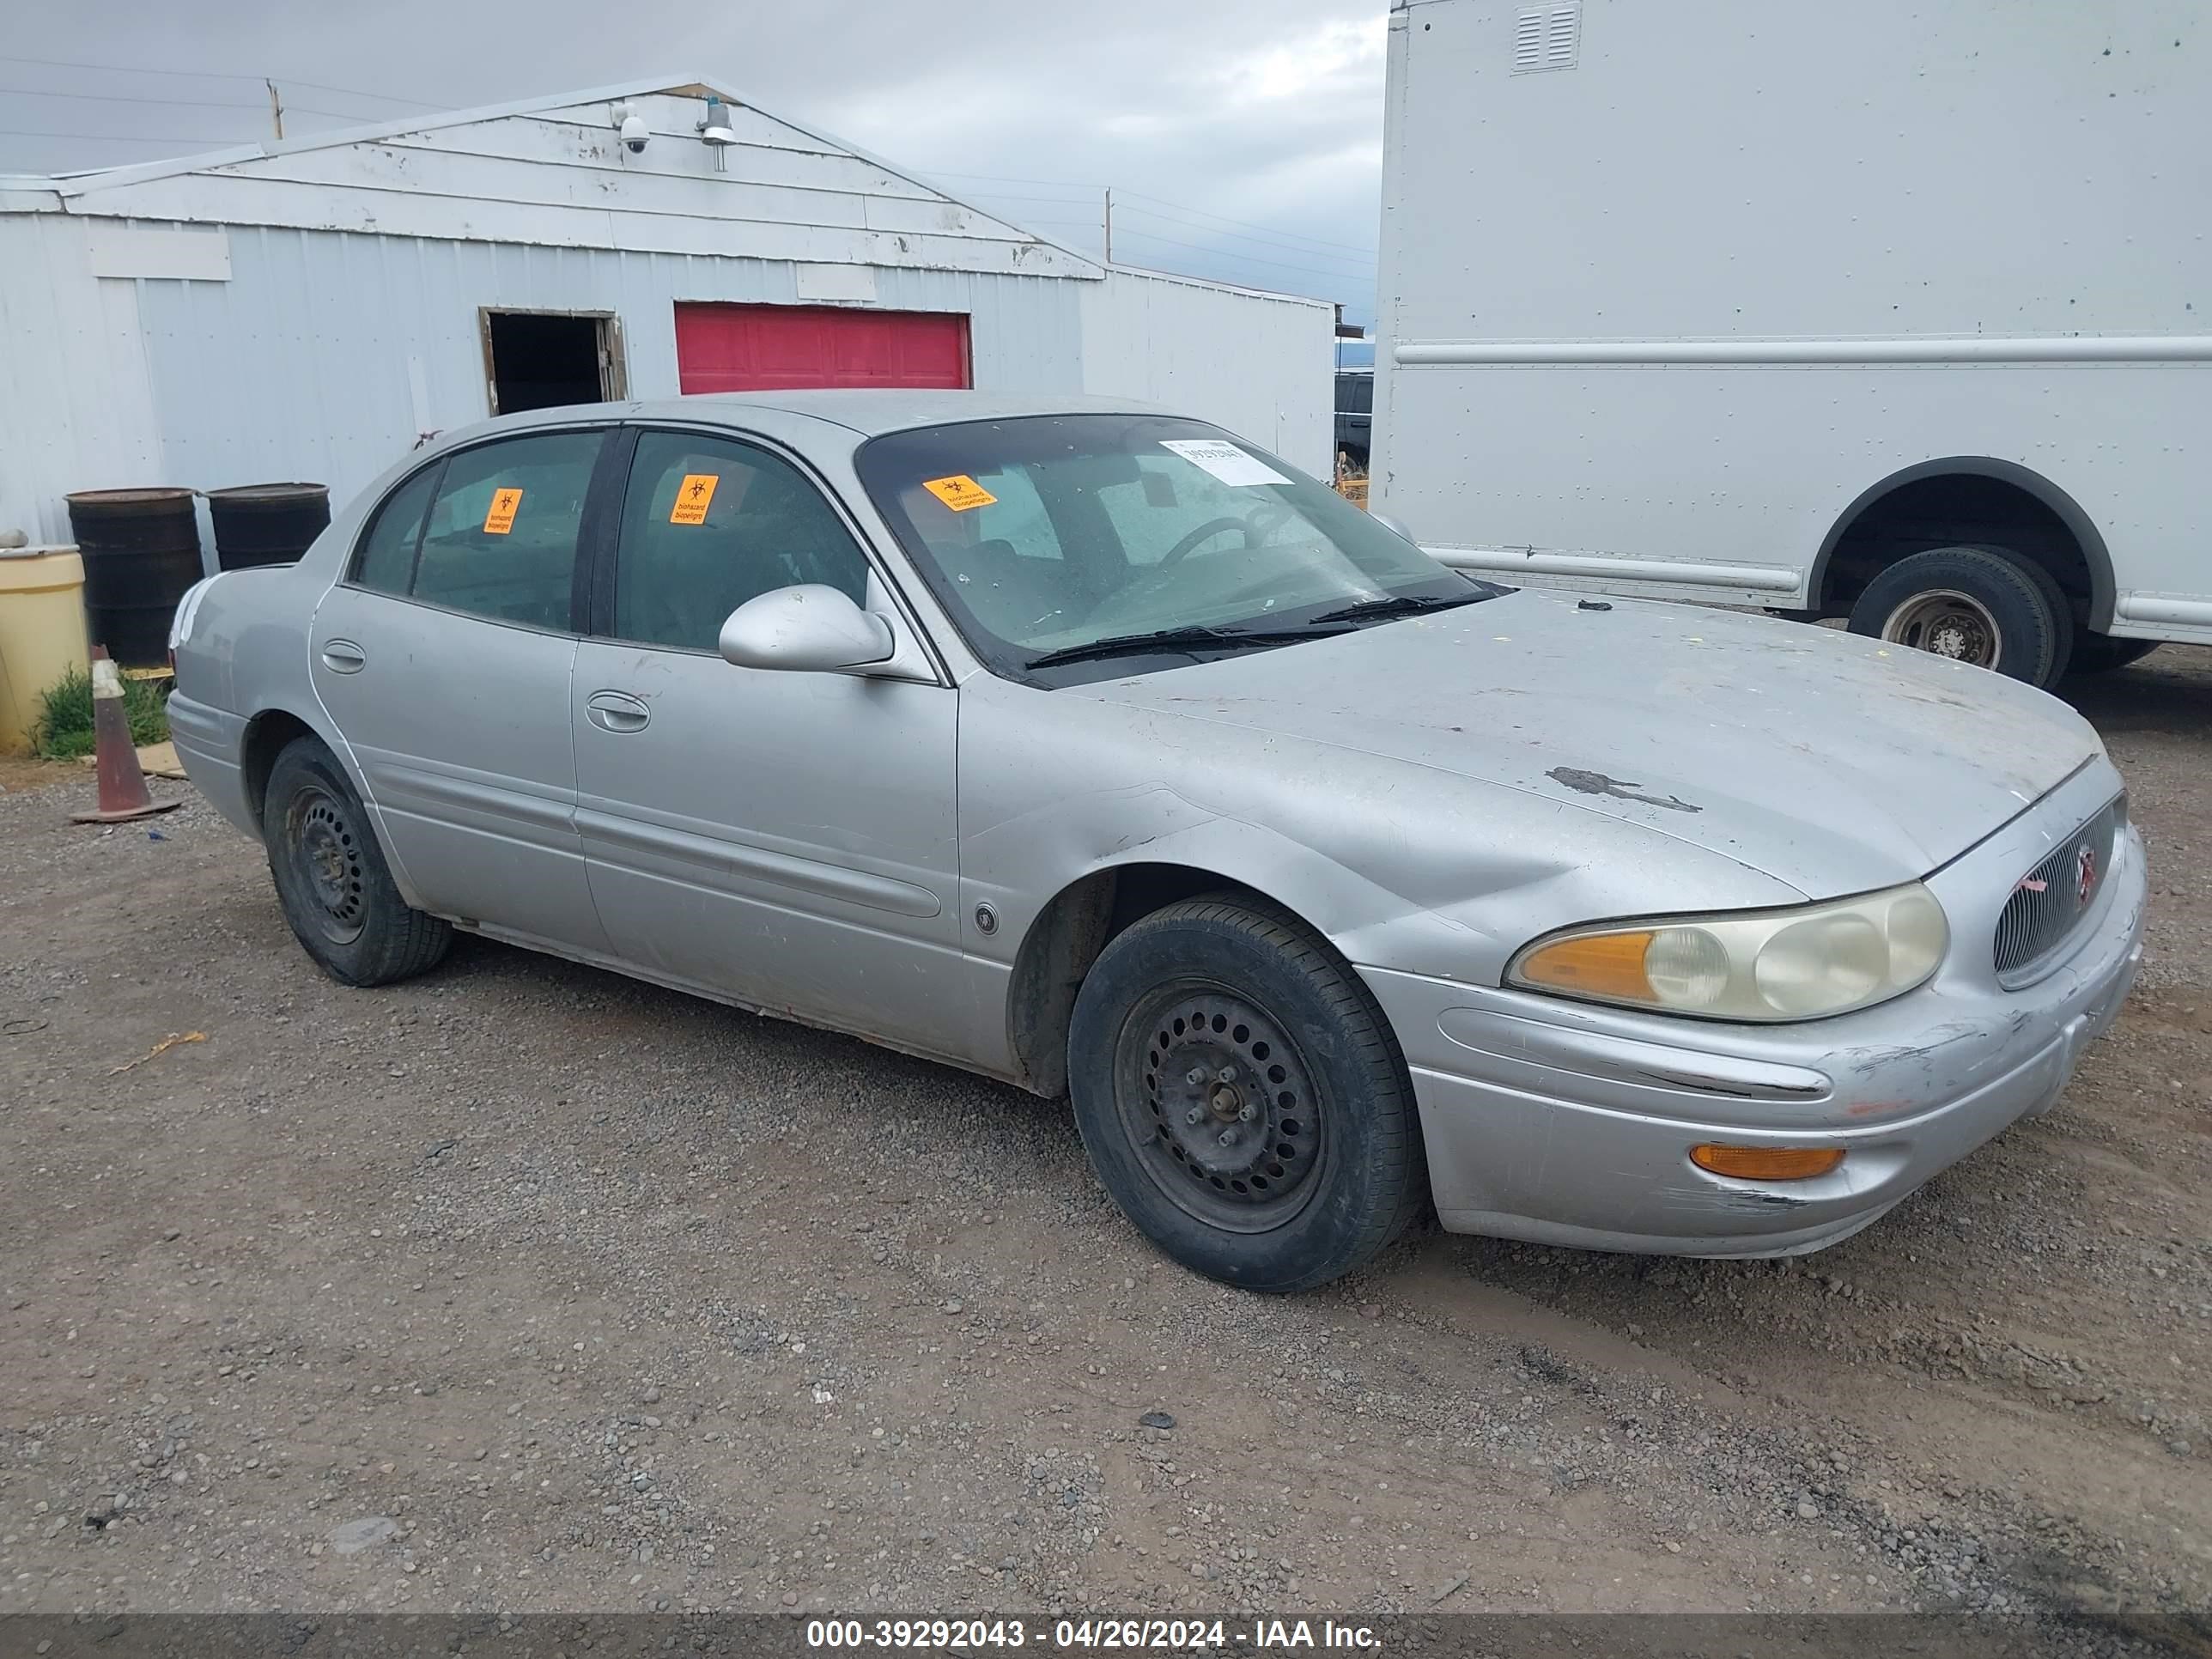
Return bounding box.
[1068,591,2105,899]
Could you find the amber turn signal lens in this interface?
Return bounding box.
[1515,929,1656,1001]
[1689,1144,1846,1180]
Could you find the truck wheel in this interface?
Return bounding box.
[262,736,451,987]
[1066,893,1426,1293]
[1847,545,2069,688]
[2067,634,2158,676]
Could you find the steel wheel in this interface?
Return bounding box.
[284,784,368,945]
[1115,982,1328,1233]
[1879,587,2002,667]
[1069,894,1425,1291]
[261,737,450,986]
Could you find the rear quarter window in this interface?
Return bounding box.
[353,465,438,595]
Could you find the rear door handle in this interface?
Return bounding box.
[586,690,651,733]
[319,639,367,673]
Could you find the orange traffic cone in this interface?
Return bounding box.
[71,646,182,825]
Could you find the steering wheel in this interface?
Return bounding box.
[1156,503,1298,569]
[1157,515,1249,569]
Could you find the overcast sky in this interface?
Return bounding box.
[0,1,1388,325]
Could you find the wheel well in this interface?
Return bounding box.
[1811,461,2112,629]
[1005,863,1288,1098]
[240,710,318,826]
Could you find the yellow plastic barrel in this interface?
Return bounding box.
[0,546,91,756]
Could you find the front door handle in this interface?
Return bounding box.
[319,639,367,673]
[586,690,651,733]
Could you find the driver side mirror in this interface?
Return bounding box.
[718,584,896,674]
[1370,511,1416,545]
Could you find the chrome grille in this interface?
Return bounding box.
[1993,794,2126,981]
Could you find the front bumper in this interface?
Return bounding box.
[1361,760,2147,1257]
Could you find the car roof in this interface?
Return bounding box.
[626,389,1174,435]
[424,390,1190,461]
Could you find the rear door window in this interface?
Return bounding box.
[409,431,605,629]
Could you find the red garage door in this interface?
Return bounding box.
[674,303,971,393]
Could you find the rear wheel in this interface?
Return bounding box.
[1066,894,1425,1292]
[1847,544,2069,688]
[2066,633,2159,676]
[262,737,450,987]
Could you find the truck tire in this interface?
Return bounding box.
[1066,893,1425,1293]
[262,736,452,987]
[1847,545,2069,689]
[2067,634,2158,676]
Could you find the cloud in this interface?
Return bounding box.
[1236,15,1389,104]
[0,0,1386,319]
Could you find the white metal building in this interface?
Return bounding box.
[0,75,1334,547]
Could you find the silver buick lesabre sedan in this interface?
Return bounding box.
[168,392,2146,1291]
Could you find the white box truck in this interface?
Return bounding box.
[1371,0,2209,689]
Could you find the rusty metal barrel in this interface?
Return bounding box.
[64,488,203,666]
[207,482,331,572]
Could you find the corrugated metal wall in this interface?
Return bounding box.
[0,213,166,544]
[1079,268,1334,477]
[5,89,1333,539]
[3,219,1336,539]
[125,224,1086,517]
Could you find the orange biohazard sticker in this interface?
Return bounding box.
[669,473,720,525]
[482,488,523,535]
[921,474,997,513]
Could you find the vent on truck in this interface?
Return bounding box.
[1513,2,1582,73]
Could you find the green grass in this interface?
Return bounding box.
[31,665,171,760]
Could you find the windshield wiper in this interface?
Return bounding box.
[1305,592,1482,626]
[1024,623,1347,671]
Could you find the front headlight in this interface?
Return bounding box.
[1507,883,1948,1022]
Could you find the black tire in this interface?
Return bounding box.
[1996,549,2076,684]
[2067,633,2159,676]
[1066,893,1425,1293]
[261,736,451,987]
[1846,544,2069,688]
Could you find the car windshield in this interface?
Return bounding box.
[854,413,1500,683]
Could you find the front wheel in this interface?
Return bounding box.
[1066,894,1425,1292]
[262,737,451,987]
[1846,544,2069,688]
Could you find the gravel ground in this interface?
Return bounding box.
[0,649,2207,1648]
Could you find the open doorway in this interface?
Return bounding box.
[479,309,626,415]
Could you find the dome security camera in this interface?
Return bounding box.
[619,113,650,155]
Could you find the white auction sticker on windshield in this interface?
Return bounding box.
[1159,439,1290,487]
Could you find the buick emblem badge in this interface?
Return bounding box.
[2075,843,2099,906]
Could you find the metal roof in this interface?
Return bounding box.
[9,73,1109,276]
[31,74,811,195]
[0,72,1330,310]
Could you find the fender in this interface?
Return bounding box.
[1808,457,2117,631]
[994,811,1468,1098]
[240,696,438,914]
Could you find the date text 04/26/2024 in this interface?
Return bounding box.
[805,1619,1382,1650]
